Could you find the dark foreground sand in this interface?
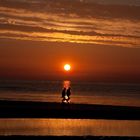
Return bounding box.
[0,100,140,120]
[0,100,140,139]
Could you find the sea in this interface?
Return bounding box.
[0,80,140,106]
[0,80,140,136]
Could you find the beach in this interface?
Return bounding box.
[0,81,140,139]
[0,100,140,119]
[0,100,140,139]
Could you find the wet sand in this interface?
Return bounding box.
[0,100,140,120]
[0,118,139,136]
[0,136,140,140]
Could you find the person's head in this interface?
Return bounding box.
[63,80,70,89]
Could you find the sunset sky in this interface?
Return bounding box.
[0,0,140,82]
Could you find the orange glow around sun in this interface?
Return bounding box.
[64,64,71,71]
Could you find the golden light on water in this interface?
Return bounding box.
[64,64,71,71]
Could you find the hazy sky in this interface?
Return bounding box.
[0,0,140,82]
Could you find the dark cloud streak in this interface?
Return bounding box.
[0,0,140,48]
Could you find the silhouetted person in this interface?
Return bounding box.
[66,87,71,98]
[61,87,71,103]
[62,87,66,98]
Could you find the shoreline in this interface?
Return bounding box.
[0,100,140,120]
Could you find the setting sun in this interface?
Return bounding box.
[64,64,71,71]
